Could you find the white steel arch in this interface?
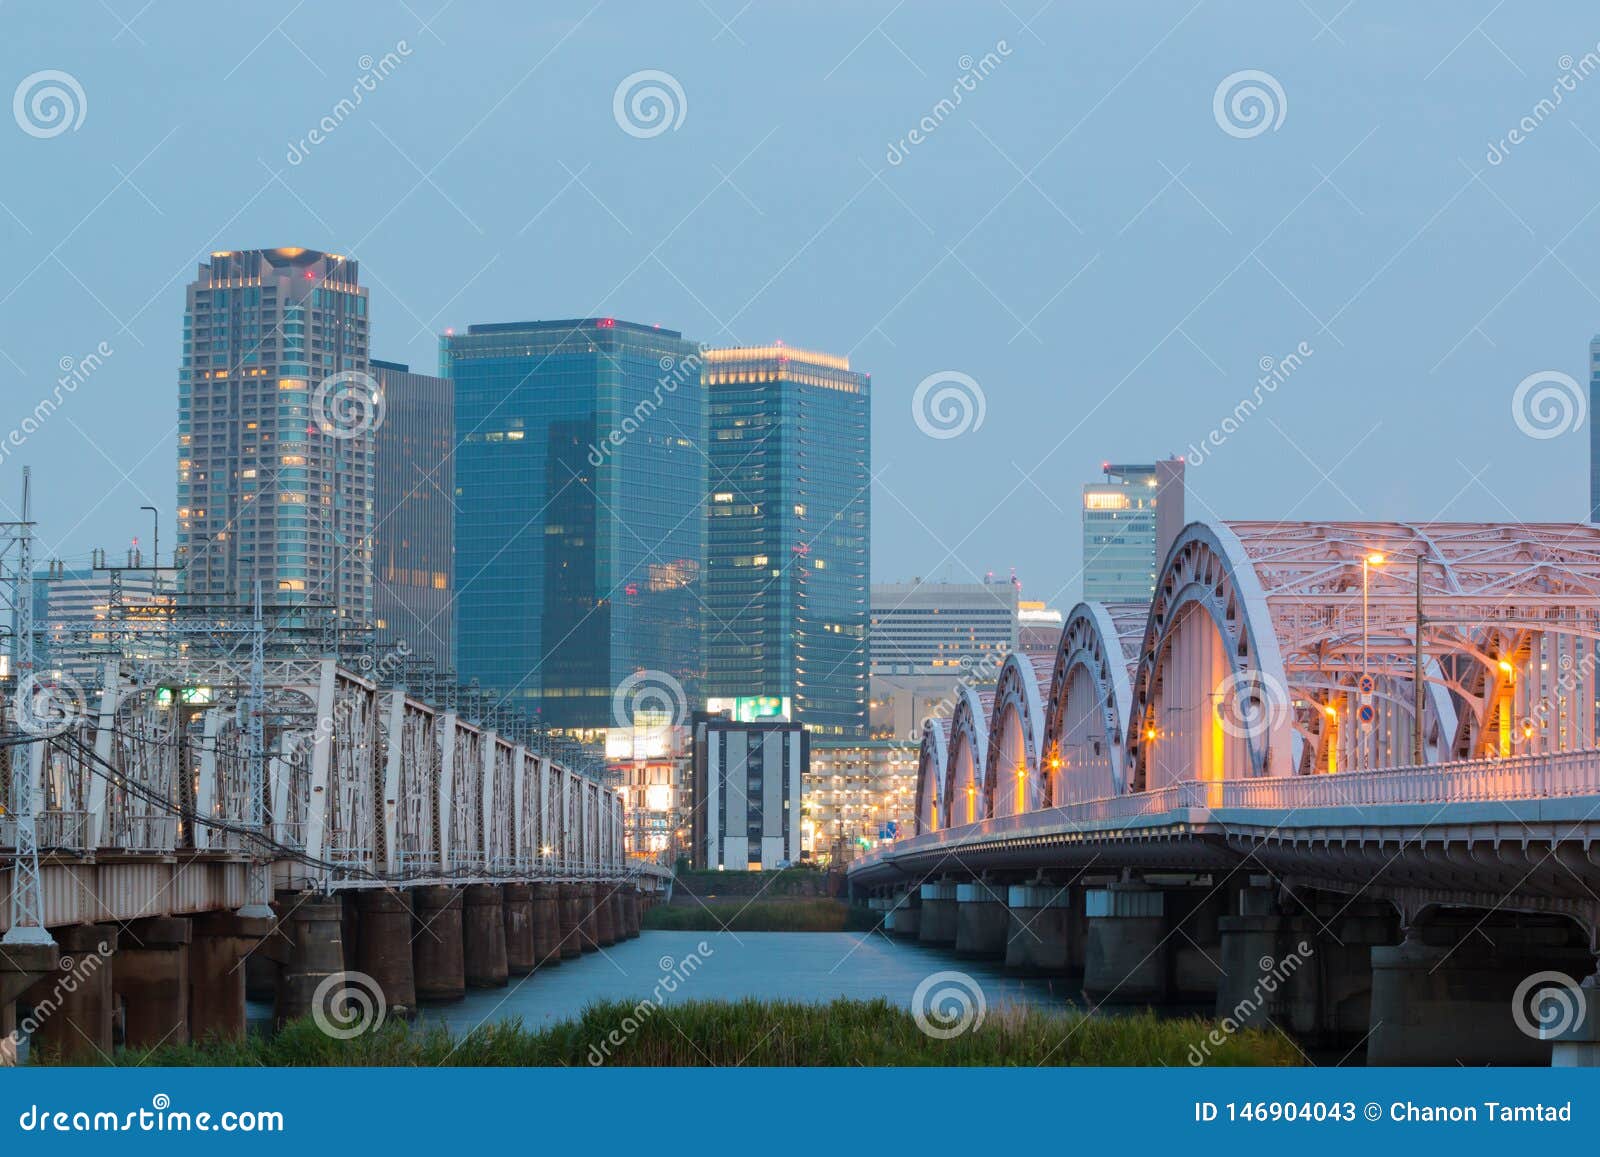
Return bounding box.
[914,717,950,835]
[943,685,992,827]
[1043,602,1143,805]
[983,653,1051,818]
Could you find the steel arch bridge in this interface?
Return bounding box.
[911,519,1600,835]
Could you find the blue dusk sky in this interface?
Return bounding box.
[3,1,1598,611]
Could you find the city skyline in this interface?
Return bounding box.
[5,3,1598,622]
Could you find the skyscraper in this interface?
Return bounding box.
[444,318,704,736]
[370,359,453,671]
[703,344,870,738]
[176,248,372,626]
[1081,459,1185,603]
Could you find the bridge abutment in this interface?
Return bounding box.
[412,885,466,1002]
[918,881,958,946]
[355,890,417,1016]
[1083,883,1167,1004]
[890,891,921,940]
[112,917,191,1050]
[463,884,509,989]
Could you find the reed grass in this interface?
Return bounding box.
[642,898,875,932]
[106,999,1301,1067]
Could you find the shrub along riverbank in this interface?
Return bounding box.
[87,999,1301,1067]
[642,898,875,932]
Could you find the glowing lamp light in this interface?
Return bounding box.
[1498,660,1515,676]
[1366,552,1386,566]
[1145,726,1158,742]
[1323,705,1338,719]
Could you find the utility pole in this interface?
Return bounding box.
[239,580,272,917]
[3,467,54,946]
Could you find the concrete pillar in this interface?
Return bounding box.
[578,885,601,951]
[356,890,417,1017]
[1282,906,1396,1044]
[503,883,536,976]
[1005,885,1073,975]
[412,886,466,1002]
[1170,887,1225,1000]
[24,924,118,1062]
[1368,927,1593,1065]
[1083,883,1168,1004]
[531,884,563,966]
[1549,974,1600,1066]
[274,895,345,1028]
[890,892,921,940]
[610,891,629,943]
[594,887,618,947]
[0,942,58,1066]
[955,881,1009,958]
[463,885,509,989]
[557,886,583,959]
[918,881,958,946]
[112,917,192,1050]
[189,913,270,1043]
[625,889,641,939]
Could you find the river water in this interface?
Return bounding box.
[419,930,1080,1035]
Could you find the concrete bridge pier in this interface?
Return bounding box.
[189,912,270,1042]
[1215,888,1284,1029]
[918,881,958,946]
[1367,916,1592,1065]
[22,925,117,1062]
[0,941,58,1065]
[503,883,536,976]
[557,885,584,959]
[1549,974,1600,1065]
[1282,904,1397,1044]
[531,884,563,966]
[275,895,345,1027]
[578,885,601,951]
[890,891,921,940]
[956,881,1010,958]
[624,888,642,938]
[463,884,509,988]
[412,885,466,1002]
[594,887,618,947]
[1083,882,1168,1004]
[113,917,192,1050]
[1005,884,1077,975]
[355,890,417,1016]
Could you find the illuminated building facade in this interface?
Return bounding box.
[703,345,870,738]
[1080,459,1185,603]
[690,717,807,869]
[370,359,453,671]
[176,248,372,624]
[805,738,917,863]
[444,319,704,735]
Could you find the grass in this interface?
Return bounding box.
[92,999,1302,1067]
[642,898,875,932]
[673,866,830,896]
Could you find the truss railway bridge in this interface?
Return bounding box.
[1,653,668,1062]
[850,520,1600,1064]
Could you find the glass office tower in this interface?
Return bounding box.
[703,345,870,739]
[370,358,453,672]
[443,319,704,737]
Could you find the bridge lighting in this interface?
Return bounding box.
[1366,552,1386,566]
[1144,726,1158,742]
[1323,704,1338,719]
[1498,660,1515,677]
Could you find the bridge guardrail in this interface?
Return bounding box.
[852,748,1600,874]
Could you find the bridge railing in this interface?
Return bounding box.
[1213,747,1600,809]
